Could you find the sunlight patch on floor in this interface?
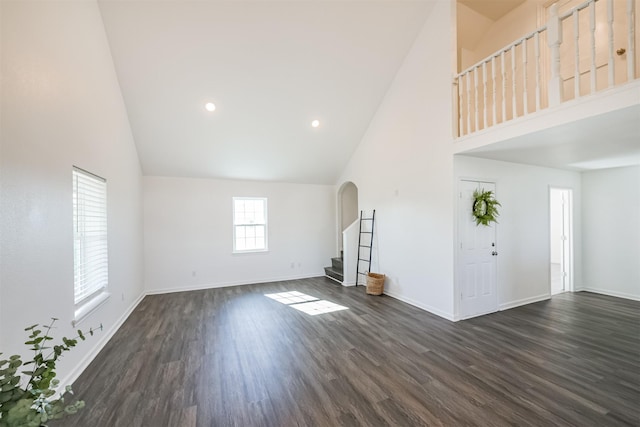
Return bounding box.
[289,300,349,315]
[265,291,318,304]
[264,291,349,316]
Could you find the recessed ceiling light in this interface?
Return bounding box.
[205,102,216,112]
[311,120,320,128]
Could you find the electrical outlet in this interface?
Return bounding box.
[290,262,295,269]
[192,271,196,277]
[121,292,125,301]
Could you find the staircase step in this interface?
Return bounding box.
[324,267,344,283]
[331,257,343,271]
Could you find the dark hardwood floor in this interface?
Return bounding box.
[52,278,640,426]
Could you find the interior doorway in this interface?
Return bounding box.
[549,188,573,295]
[337,182,358,252]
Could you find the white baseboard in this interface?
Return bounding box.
[341,280,356,287]
[59,291,146,392]
[577,287,640,301]
[146,272,324,295]
[499,293,550,311]
[383,289,456,322]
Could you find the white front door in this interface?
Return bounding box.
[459,180,498,319]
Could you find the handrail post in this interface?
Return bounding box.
[547,3,564,107]
[454,76,461,137]
[607,0,615,87]
[590,1,597,93]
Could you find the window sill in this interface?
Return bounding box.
[233,249,269,255]
[73,292,110,327]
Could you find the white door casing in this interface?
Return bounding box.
[560,191,569,291]
[560,190,569,291]
[459,180,498,319]
[550,187,573,295]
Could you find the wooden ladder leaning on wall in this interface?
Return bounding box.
[355,209,375,286]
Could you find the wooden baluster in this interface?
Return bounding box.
[629,0,636,80]
[607,0,615,87]
[574,10,581,98]
[457,76,463,136]
[466,72,471,134]
[535,31,541,111]
[474,68,479,132]
[511,44,517,118]
[590,1,597,93]
[501,51,507,122]
[491,56,497,126]
[522,38,528,115]
[547,3,563,106]
[482,61,488,129]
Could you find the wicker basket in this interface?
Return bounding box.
[366,272,385,296]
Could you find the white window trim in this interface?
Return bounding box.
[73,291,110,326]
[232,197,268,253]
[72,167,109,322]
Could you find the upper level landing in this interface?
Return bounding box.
[454,0,639,171]
[454,80,639,171]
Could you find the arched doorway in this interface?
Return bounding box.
[337,181,358,251]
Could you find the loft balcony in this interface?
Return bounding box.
[454,0,639,171]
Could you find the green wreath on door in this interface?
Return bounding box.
[472,189,501,226]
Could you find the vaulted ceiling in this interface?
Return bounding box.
[97,1,638,184]
[98,1,435,184]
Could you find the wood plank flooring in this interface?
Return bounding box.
[51,278,640,426]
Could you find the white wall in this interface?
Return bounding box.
[0,0,143,384]
[143,176,335,293]
[342,220,360,286]
[336,1,456,320]
[456,2,494,71]
[454,156,582,312]
[581,166,640,300]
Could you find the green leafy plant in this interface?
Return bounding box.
[0,318,102,427]
[472,189,501,226]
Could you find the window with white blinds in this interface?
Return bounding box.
[73,168,108,306]
[233,197,267,252]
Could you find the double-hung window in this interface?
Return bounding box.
[233,197,267,252]
[73,167,109,320]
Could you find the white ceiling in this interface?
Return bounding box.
[98,0,435,184]
[459,105,640,171]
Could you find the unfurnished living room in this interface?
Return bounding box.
[1,0,639,426]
